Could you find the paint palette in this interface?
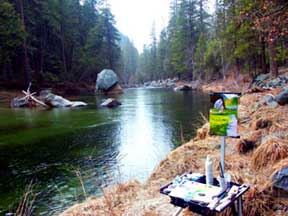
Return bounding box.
[168,180,222,204]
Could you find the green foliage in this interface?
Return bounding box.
[203,39,222,78]
[0,0,25,64]
[137,0,211,82]
[0,0,124,84]
[137,0,287,83]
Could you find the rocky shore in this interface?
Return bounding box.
[142,78,201,91]
[60,71,288,216]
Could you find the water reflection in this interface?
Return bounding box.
[118,89,173,181]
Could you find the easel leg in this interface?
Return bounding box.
[237,197,243,216]
[231,203,237,216]
[173,207,183,216]
[220,136,226,173]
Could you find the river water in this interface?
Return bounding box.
[0,88,209,215]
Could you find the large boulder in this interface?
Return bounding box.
[44,93,87,108]
[96,69,119,91]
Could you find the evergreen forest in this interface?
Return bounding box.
[0,0,287,88]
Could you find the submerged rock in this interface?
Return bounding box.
[101,98,121,108]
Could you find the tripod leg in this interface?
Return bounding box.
[237,197,243,216]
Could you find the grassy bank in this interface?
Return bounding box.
[60,74,288,216]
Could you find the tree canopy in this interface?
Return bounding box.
[0,0,138,88]
[137,0,288,82]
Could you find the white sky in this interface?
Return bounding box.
[109,0,215,53]
[109,0,170,52]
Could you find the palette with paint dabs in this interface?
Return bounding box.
[168,181,222,204]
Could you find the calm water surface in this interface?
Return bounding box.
[0,88,209,215]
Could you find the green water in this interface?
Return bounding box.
[0,88,209,215]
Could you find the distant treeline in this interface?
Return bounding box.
[0,0,138,88]
[137,0,288,82]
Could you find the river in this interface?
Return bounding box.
[0,88,209,215]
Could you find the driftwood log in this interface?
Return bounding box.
[10,83,87,108]
[11,83,47,108]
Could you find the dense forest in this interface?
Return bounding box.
[0,0,287,88]
[0,0,138,88]
[137,0,288,82]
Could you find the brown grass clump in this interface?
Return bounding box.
[60,180,140,216]
[252,137,288,170]
[252,118,272,130]
[237,188,274,216]
[195,123,209,140]
[236,131,262,154]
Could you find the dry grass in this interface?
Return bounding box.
[194,122,210,140]
[239,188,274,216]
[251,118,272,130]
[16,181,37,216]
[236,131,262,154]
[252,137,288,170]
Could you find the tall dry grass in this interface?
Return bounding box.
[252,137,288,170]
[15,181,37,216]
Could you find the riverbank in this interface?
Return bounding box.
[60,71,288,216]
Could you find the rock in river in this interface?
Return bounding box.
[174,85,192,91]
[44,93,87,108]
[101,98,121,108]
[96,69,119,91]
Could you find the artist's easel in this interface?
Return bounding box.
[172,92,244,216]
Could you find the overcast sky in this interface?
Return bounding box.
[109,0,170,52]
[109,0,215,53]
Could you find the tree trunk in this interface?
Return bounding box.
[220,41,226,80]
[268,40,278,77]
[199,0,204,32]
[59,0,67,75]
[60,34,67,75]
[18,0,31,85]
[261,37,267,74]
[235,58,240,81]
